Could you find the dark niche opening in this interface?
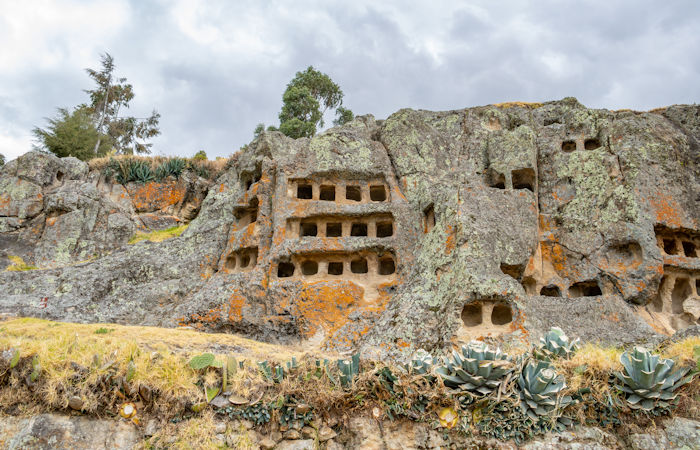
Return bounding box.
[301,260,318,276]
[297,183,313,199]
[461,303,482,327]
[682,241,697,258]
[300,222,318,237]
[488,170,506,189]
[663,238,679,255]
[326,222,342,237]
[320,185,335,201]
[277,262,295,278]
[240,254,251,268]
[328,262,344,275]
[378,257,396,275]
[351,223,368,237]
[569,280,602,298]
[540,285,561,297]
[370,185,387,202]
[350,258,368,274]
[671,278,691,314]
[225,254,237,270]
[584,138,601,150]
[491,303,513,326]
[500,264,523,280]
[346,185,362,202]
[423,204,435,233]
[376,221,393,238]
[512,168,535,192]
[562,140,576,152]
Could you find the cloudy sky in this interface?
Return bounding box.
[1,0,699,161]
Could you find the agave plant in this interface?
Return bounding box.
[518,359,571,420]
[534,327,579,360]
[435,341,513,396]
[614,346,693,412]
[405,349,435,376]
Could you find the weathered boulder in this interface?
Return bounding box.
[1,99,699,356]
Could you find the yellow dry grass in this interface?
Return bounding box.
[493,101,544,109]
[4,255,39,272]
[661,337,700,364]
[554,343,623,392]
[0,317,315,412]
[128,224,189,244]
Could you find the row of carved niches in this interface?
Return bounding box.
[486,168,535,192]
[521,277,604,298]
[276,252,396,280]
[561,137,603,152]
[655,226,699,259]
[288,178,390,203]
[234,197,258,229]
[456,299,514,342]
[225,247,258,272]
[645,269,700,333]
[287,214,394,239]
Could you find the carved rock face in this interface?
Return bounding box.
[1,99,699,358]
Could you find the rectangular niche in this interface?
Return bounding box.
[423,204,435,233]
[227,247,258,272]
[297,183,313,199]
[346,185,362,202]
[350,223,368,236]
[300,221,318,237]
[376,221,393,238]
[511,168,535,192]
[369,185,387,202]
[569,280,602,298]
[350,258,368,273]
[378,257,395,275]
[326,222,343,237]
[319,185,336,201]
[327,261,344,275]
[277,261,295,278]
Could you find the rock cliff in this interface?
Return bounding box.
[1,98,699,358]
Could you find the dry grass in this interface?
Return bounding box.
[661,337,700,365]
[129,224,189,244]
[4,255,39,272]
[493,101,544,109]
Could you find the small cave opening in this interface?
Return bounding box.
[249,198,258,223]
[423,204,435,233]
[301,222,318,237]
[461,303,482,327]
[487,170,506,189]
[682,241,697,258]
[350,258,368,274]
[240,254,251,268]
[512,168,535,192]
[500,263,523,280]
[320,185,336,201]
[491,303,513,326]
[562,140,576,152]
[663,238,679,255]
[522,276,537,295]
[225,254,237,270]
[328,262,344,275]
[569,280,602,298]
[301,260,319,276]
[376,221,393,238]
[326,222,342,237]
[370,185,387,202]
[540,285,561,297]
[351,223,368,237]
[378,257,396,275]
[584,138,601,150]
[671,277,692,314]
[277,262,295,278]
[56,171,64,183]
[346,185,362,202]
[297,183,313,199]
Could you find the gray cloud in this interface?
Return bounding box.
[1,0,698,161]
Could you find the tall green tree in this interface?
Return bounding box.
[33,53,160,160]
[33,106,112,160]
[278,66,352,139]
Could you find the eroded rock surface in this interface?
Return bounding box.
[1,99,699,356]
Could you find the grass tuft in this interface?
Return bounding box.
[494,101,544,109]
[129,224,189,244]
[5,255,39,272]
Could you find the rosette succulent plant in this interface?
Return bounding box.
[534,327,579,360]
[405,349,435,376]
[614,346,693,412]
[518,359,572,420]
[436,340,513,395]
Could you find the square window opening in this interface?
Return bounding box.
[277,262,295,278]
[319,185,336,201]
[297,183,313,199]
[369,185,387,202]
[379,258,395,275]
[351,223,368,236]
[301,222,318,237]
[328,262,343,275]
[301,260,318,276]
[346,185,362,202]
[350,258,368,274]
[376,222,393,238]
[326,223,342,237]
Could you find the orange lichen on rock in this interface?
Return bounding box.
[128,181,187,212]
[444,225,456,254]
[649,191,686,228]
[227,293,247,322]
[295,281,364,339]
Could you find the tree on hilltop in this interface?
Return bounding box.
[33,53,160,160]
